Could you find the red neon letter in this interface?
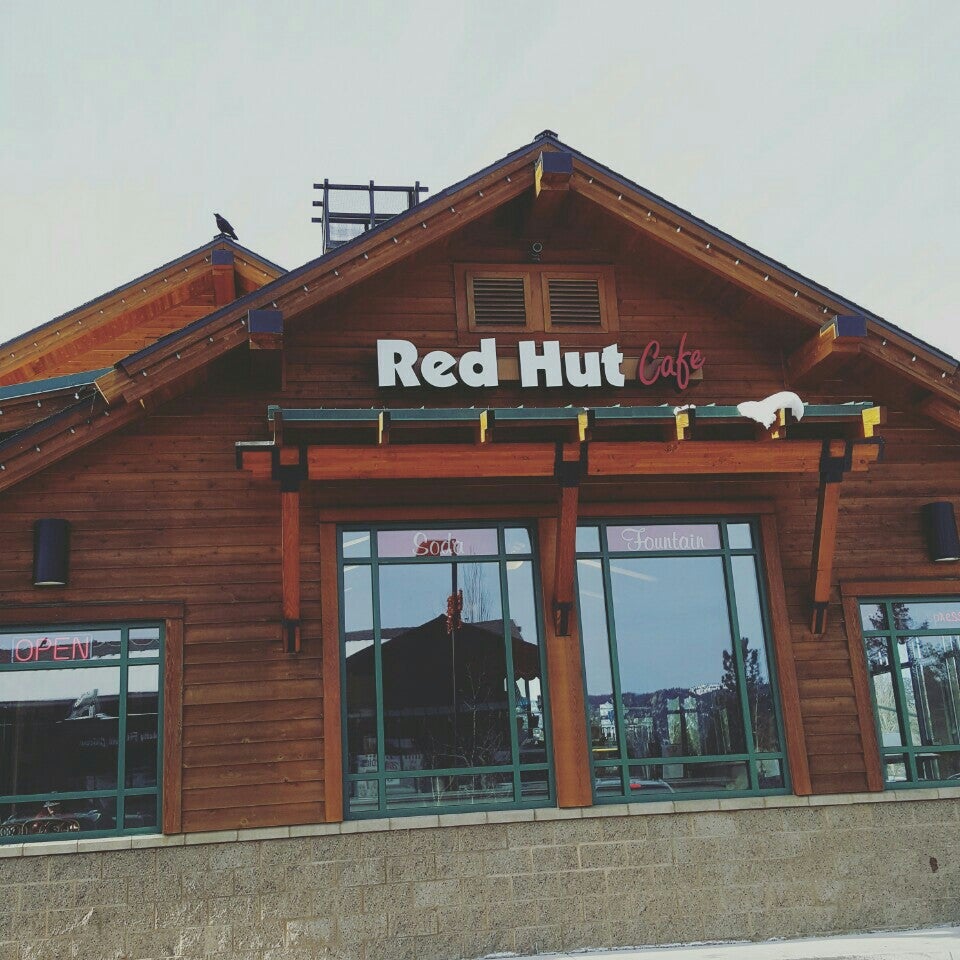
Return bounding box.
[638,340,661,386]
[14,639,35,662]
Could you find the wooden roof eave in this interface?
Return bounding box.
[0,364,212,497]
[0,367,110,434]
[92,153,539,408]
[564,164,960,432]
[0,238,284,387]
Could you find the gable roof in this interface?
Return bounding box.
[107,132,960,376]
[1,131,958,495]
[0,236,285,387]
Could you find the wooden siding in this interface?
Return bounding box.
[0,194,957,830]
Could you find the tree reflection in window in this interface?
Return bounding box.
[576,520,787,800]
[862,598,960,785]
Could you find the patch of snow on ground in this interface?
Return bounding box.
[525,925,960,960]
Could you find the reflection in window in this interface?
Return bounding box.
[576,520,787,802]
[0,624,162,842]
[340,525,550,817]
[862,599,960,786]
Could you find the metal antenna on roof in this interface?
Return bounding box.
[311,179,429,254]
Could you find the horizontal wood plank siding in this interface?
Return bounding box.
[1,194,957,832]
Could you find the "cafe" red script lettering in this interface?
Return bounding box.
[638,333,705,391]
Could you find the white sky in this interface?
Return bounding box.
[1,1,957,356]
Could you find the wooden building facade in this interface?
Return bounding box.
[1,133,959,953]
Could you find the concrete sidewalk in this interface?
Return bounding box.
[537,926,960,960]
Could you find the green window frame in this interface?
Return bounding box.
[860,597,960,787]
[338,522,554,818]
[575,517,790,803]
[0,621,164,843]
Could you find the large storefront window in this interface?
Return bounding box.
[340,524,551,817]
[576,519,788,801]
[0,623,163,841]
[860,599,960,786]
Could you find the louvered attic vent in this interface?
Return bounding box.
[456,265,616,333]
[545,277,602,325]
[471,276,528,326]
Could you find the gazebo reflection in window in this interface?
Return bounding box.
[341,526,550,816]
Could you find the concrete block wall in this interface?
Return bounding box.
[1,793,959,960]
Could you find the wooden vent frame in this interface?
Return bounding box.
[466,273,532,330]
[455,264,618,335]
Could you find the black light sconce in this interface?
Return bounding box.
[922,502,960,563]
[33,518,70,586]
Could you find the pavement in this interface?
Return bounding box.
[536,927,960,960]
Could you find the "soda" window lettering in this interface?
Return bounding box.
[413,532,464,557]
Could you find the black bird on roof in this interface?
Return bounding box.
[214,213,238,240]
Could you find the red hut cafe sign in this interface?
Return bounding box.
[377,336,705,390]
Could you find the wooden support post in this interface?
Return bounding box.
[553,442,583,635]
[539,517,592,808]
[809,442,848,635]
[279,446,305,654]
[281,489,301,653]
[759,515,812,795]
[840,590,885,792]
[211,248,237,306]
[161,615,185,832]
[319,522,345,821]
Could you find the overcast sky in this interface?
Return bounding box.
[1,2,957,357]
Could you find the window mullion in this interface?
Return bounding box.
[886,607,920,782]
[370,529,386,817]
[719,528,758,790]
[116,626,129,830]
[598,526,630,795]
[496,528,522,804]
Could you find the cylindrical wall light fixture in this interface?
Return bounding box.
[33,518,70,586]
[922,502,960,563]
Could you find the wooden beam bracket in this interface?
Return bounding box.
[810,601,829,636]
[211,248,237,307]
[785,315,866,386]
[535,150,573,195]
[276,447,307,492]
[248,308,284,351]
[526,150,574,239]
[555,439,588,488]
[819,438,853,484]
[808,439,864,635]
[282,617,302,655]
